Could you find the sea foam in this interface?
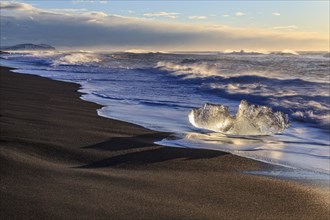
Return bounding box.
[52,52,101,66]
[189,100,290,135]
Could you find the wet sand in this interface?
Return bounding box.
[0,66,329,219]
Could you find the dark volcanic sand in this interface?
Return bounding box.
[0,66,329,219]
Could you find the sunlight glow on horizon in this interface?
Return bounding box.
[0,1,329,51]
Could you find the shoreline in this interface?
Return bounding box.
[1,66,329,219]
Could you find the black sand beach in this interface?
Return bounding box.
[0,66,329,219]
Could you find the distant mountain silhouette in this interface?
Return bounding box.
[1,43,56,51]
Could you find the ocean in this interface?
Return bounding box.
[1,50,329,174]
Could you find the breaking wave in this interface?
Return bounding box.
[189,100,290,135]
[52,52,101,66]
[156,61,219,78]
[292,110,330,126]
[278,49,300,55]
[155,61,315,81]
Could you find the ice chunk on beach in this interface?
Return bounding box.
[189,100,290,136]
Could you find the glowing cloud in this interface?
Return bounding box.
[271,25,298,31]
[189,16,207,20]
[144,12,179,19]
[0,2,328,51]
[236,12,245,16]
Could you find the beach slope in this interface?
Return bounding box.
[0,66,328,219]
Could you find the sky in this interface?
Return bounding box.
[0,0,329,51]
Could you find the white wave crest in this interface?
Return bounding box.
[222,49,270,55]
[52,53,101,65]
[20,50,58,56]
[292,110,330,126]
[156,61,288,80]
[189,100,290,135]
[156,61,219,78]
[279,49,299,55]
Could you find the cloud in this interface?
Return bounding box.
[49,8,88,13]
[0,1,35,11]
[189,16,207,20]
[235,12,245,16]
[223,14,229,17]
[143,12,179,19]
[271,25,298,31]
[84,11,108,17]
[273,12,281,16]
[0,2,328,51]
